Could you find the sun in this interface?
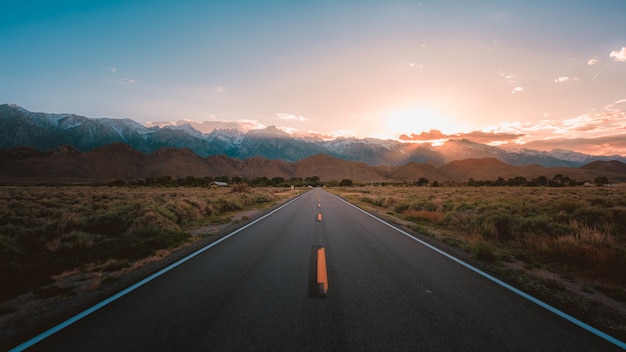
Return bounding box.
[385,106,460,137]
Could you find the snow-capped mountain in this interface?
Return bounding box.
[1,104,625,167]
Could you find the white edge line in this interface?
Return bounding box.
[10,193,305,352]
[334,194,626,350]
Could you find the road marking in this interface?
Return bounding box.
[9,193,308,352]
[332,192,626,350]
[317,247,329,296]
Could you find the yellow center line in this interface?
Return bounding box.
[317,247,328,295]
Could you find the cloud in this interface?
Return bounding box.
[521,134,626,156]
[511,86,524,94]
[587,56,600,65]
[610,47,626,62]
[399,130,448,141]
[108,67,117,73]
[215,86,224,93]
[276,113,308,122]
[399,129,524,144]
[117,78,136,84]
[498,71,517,84]
[554,76,579,83]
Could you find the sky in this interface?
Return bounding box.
[1,0,626,155]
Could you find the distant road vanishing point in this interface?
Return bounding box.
[12,189,625,351]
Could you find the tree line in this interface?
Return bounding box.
[106,174,611,188]
[108,175,331,187]
[466,175,609,187]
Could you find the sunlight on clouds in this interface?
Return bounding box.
[587,56,600,65]
[610,47,626,62]
[385,107,463,137]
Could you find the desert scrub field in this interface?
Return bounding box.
[331,185,626,291]
[0,185,294,302]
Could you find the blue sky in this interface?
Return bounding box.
[2,1,626,155]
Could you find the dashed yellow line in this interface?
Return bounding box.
[317,247,328,295]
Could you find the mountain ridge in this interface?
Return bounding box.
[1,143,625,185]
[2,104,625,168]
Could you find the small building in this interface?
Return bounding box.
[209,181,228,187]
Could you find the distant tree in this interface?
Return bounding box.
[494,177,506,186]
[157,176,173,186]
[416,177,429,186]
[325,180,339,187]
[431,180,440,187]
[507,176,527,186]
[536,176,548,186]
[289,177,303,186]
[305,176,320,186]
[107,179,126,187]
[272,177,286,186]
[595,176,609,186]
[339,179,353,186]
[251,176,271,186]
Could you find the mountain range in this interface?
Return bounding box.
[1,104,626,184]
[2,104,626,168]
[2,143,625,184]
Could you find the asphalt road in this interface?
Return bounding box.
[14,189,625,351]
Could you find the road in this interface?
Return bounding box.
[13,189,625,351]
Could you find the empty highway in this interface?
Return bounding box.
[13,189,625,351]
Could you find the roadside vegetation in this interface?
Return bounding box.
[0,184,297,303]
[330,184,626,319]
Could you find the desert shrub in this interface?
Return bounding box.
[471,240,497,262]
[383,197,397,208]
[255,195,272,203]
[361,196,384,206]
[533,235,626,284]
[572,206,612,229]
[58,231,102,250]
[402,209,445,224]
[554,198,584,214]
[166,200,201,226]
[516,214,569,237]
[107,228,190,260]
[231,183,250,193]
[393,202,410,213]
[488,212,515,242]
[81,205,138,237]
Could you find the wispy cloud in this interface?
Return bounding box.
[117,78,136,84]
[610,47,626,62]
[108,67,117,73]
[400,129,524,144]
[276,113,308,122]
[587,56,600,65]
[554,76,579,83]
[498,71,524,94]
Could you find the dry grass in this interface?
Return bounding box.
[0,185,296,302]
[333,185,626,286]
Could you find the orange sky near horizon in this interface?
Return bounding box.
[2,1,625,155]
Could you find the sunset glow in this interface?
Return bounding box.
[1,1,625,155]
